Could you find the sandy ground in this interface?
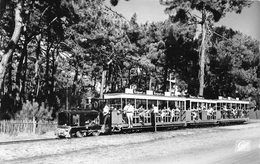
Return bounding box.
[1,121,260,164]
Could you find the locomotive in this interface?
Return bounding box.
[55,90,250,138]
[55,98,109,138]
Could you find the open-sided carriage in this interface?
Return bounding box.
[55,89,250,138]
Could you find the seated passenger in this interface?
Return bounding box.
[171,107,181,121]
[207,107,214,116]
[191,106,201,120]
[191,108,197,120]
[137,105,146,125]
[221,105,228,118]
[231,108,238,118]
[160,107,169,122]
[175,107,180,115]
[197,106,202,120]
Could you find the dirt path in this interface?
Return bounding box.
[1,122,260,164]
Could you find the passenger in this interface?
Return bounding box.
[124,103,134,128]
[137,105,146,125]
[191,107,198,120]
[207,107,214,116]
[197,105,202,120]
[160,107,169,122]
[174,106,181,121]
[152,104,159,122]
[103,103,110,116]
[232,108,238,118]
[201,104,206,111]
[152,104,158,114]
[175,106,180,115]
[170,107,176,122]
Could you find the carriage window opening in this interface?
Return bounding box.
[241,104,245,110]
[220,103,224,110]
[201,103,206,110]
[232,103,236,109]
[245,104,248,110]
[227,103,231,110]
[211,103,216,109]
[126,98,135,108]
[122,98,126,110]
[158,100,167,110]
[108,99,121,110]
[216,103,220,110]
[191,102,197,109]
[148,100,157,109]
[179,101,184,110]
[136,99,147,109]
[169,101,176,110]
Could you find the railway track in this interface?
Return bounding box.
[0,120,255,146]
[0,138,57,145]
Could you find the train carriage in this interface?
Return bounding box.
[216,98,249,124]
[103,92,187,131]
[185,98,219,124]
[55,89,250,138]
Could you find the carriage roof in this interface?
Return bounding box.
[104,93,249,104]
[104,93,187,101]
[60,110,100,115]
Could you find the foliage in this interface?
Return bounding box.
[160,0,252,96]
[206,26,260,99]
[16,100,53,121]
[0,0,259,121]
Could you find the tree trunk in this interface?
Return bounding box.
[100,70,107,98]
[0,2,23,94]
[149,76,152,90]
[7,57,12,93]
[35,36,41,99]
[45,49,50,93]
[198,10,207,97]
[16,40,28,92]
[162,61,169,92]
[21,48,28,96]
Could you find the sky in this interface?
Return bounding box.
[104,0,260,41]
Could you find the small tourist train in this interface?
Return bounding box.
[55,89,250,138]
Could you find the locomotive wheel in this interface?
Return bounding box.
[76,131,83,138]
[92,131,101,136]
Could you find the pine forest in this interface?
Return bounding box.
[0,0,259,122]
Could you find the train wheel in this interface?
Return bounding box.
[76,131,83,138]
[92,131,100,136]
